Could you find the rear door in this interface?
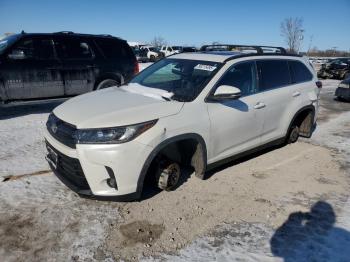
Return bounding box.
[94,38,135,82]
[3,36,64,100]
[54,36,95,95]
[256,59,295,143]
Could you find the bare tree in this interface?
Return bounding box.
[150,36,167,47]
[280,17,304,53]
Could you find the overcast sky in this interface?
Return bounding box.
[1,0,349,51]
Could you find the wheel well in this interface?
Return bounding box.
[140,136,207,192]
[94,73,124,90]
[290,107,315,138]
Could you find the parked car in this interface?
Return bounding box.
[335,77,350,101]
[160,45,179,56]
[140,45,162,62]
[45,44,321,201]
[182,47,197,53]
[0,31,138,104]
[172,46,197,53]
[133,48,149,63]
[317,58,350,79]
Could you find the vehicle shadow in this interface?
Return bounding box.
[334,96,350,103]
[270,201,350,262]
[204,143,284,180]
[0,100,63,120]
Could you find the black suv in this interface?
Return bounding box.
[0,32,138,104]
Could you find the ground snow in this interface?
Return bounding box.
[0,109,50,178]
[0,174,120,261]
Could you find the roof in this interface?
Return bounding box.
[171,51,302,63]
[172,52,242,63]
[13,31,124,40]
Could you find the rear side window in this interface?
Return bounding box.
[289,60,313,83]
[257,60,291,91]
[95,38,133,59]
[55,37,93,59]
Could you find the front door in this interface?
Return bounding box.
[207,60,265,163]
[3,36,64,100]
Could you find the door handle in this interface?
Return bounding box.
[292,91,301,97]
[254,102,266,109]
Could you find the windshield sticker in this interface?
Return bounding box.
[194,64,217,71]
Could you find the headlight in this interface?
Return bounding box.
[338,82,350,89]
[74,120,157,144]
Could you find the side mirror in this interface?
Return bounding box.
[210,85,241,101]
[8,49,26,60]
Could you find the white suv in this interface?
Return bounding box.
[160,45,179,56]
[45,45,321,201]
[140,46,160,62]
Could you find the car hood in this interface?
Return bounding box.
[53,84,184,129]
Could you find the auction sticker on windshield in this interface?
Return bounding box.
[194,64,217,71]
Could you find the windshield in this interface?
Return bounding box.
[0,34,20,55]
[130,58,222,102]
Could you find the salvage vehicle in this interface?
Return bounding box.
[160,45,179,56]
[317,58,350,79]
[335,77,350,101]
[0,31,138,104]
[133,48,149,63]
[140,46,162,62]
[172,46,197,53]
[45,44,321,201]
[182,47,197,53]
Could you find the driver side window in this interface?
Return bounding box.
[216,61,258,96]
[9,38,35,59]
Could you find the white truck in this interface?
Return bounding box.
[160,45,179,57]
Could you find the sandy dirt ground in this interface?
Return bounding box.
[0,79,350,261]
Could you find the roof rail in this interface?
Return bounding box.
[98,34,113,37]
[200,44,287,54]
[54,31,74,34]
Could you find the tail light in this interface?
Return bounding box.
[133,60,139,75]
[316,81,322,88]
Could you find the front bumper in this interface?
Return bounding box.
[44,129,153,200]
[335,87,350,99]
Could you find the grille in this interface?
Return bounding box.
[46,141,90,190]
[47,113,77,148]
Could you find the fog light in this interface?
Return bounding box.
[105,166,118,189]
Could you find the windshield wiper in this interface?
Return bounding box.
[161,96,172,101]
